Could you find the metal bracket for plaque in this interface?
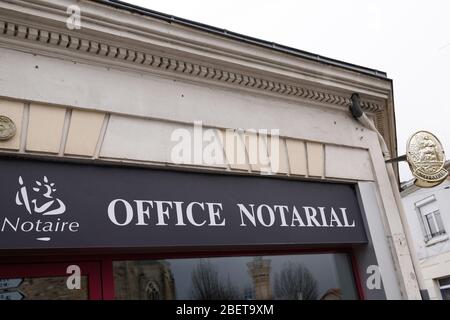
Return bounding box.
[385,155,407,164]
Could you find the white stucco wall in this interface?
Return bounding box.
[402,179,450,259]
[402,178,450,299]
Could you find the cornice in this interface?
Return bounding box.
[0,16,384,113]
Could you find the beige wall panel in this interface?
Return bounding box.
[268,136,289,174]
[209,129,228,168]
[26,103,66,153]
[65,109,105,156]
[285,139,307,176]
[223,130,249,171]
[307,142,324,177]
[101,115,182,163]
[100,115,227,168]
[242,132,271,173]
[0,99,24,150]
[325,145,374,180]
[189,125,227,168]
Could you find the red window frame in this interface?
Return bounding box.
[0,246,365,300]
[0,261,103,300]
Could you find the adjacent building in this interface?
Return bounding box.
[401,161,450,300]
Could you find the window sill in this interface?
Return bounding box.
[425,234,449,247]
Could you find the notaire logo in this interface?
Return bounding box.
[16,176,66,216]
[0,176,80,241]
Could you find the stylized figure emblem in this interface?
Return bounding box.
[15,176,66,215]
[406,131,448,188]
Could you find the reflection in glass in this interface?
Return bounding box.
[114,260,176,300]
[273,261,318,300]
[113,253,358,300]
[0,276,88,300]
[190,260,242,300]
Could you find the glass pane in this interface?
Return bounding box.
[426,214,438,235]
[434,211,445,234]
[439,277,450,287]
[0,276,88,300]
[441,288,450,300]
[113,253,358,300]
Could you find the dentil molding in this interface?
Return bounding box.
[0,18,383,113]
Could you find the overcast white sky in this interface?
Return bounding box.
[126,0,450,182]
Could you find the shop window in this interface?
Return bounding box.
[113,253,359,300]
[415,196,446,243]
[0,276,88,300]
[439,277,450,300]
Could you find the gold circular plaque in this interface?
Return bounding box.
[0,115,16,141]
[407,131,448,187]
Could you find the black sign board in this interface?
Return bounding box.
[0,157,367,250]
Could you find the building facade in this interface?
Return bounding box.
[401,161,450,300]
[0,0,421,300]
